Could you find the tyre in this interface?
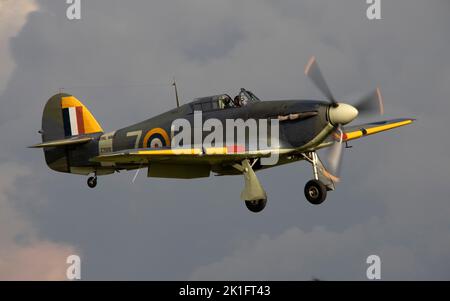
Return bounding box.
[87,176,97,188]
[245,198,267,213]
[304,179,327,205]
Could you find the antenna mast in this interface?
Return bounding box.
[172,77,180,108]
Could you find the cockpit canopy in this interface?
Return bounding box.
[189,88,260,112]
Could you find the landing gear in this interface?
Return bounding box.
[233,159,268,213]
[245,198,267,213]
[301,151,333,205]
[87,176,97,188]
[304,179,327,205]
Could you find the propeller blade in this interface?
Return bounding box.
[353,87,384,117]
[327,126,344,178]
[304,56,337,105]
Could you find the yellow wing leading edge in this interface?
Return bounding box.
[341,118,415,142]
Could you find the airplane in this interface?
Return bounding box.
[30,57,414,213]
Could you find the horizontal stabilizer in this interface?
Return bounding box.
[29,136,93,148]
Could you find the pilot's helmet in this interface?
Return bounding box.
[240,94,248,105]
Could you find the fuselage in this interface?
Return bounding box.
[63,97,335,176]
[112,99,330,151]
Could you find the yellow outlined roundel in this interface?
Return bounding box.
[142,128,170,148]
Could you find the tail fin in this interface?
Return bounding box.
[40,93,103,173]
[42,93,103,141]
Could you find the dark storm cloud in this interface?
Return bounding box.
[1,0,449,279]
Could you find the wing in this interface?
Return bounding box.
[91,147,275,165]
[341,118,415,142]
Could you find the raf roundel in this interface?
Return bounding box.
[142,128,170,148]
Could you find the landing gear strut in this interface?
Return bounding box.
[87,175,97,188]
[233,159,268,213]
[302,152,328,205]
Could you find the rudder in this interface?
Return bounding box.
[42,93,103,141]
[41,93,103,173]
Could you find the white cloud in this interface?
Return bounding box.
[0,0,38,94]
[0,163,77,280]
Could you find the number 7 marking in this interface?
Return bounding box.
[126,130,142,149]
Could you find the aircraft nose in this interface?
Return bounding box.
[328,103,359,125]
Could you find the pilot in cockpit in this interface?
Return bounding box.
[239,92,249,106]
[233,95,241,107]
[218,95,233,109]
[219,90,253,109]
[233,90,249,107]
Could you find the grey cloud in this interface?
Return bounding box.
[189,224,426,280]
[0,163,77,280]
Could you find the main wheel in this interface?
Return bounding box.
[87,176,97,188]
[304,179,327,205]
[245,199,267,213]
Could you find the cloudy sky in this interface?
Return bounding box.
[0,0,449,280]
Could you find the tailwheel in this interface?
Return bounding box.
[304,179,327,205]
[245,198,267,213]
[87,176,97,188]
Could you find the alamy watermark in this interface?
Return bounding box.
[366,0,382,20]
[366,254,381,280]
[171,111,280,166]
[66,254,81,280]
[66,0,81,20]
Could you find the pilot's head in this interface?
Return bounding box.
[233,96,240,106]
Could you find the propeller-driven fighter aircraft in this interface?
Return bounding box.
[31,57,414,212]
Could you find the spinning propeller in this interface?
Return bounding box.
[304,56,385,179]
